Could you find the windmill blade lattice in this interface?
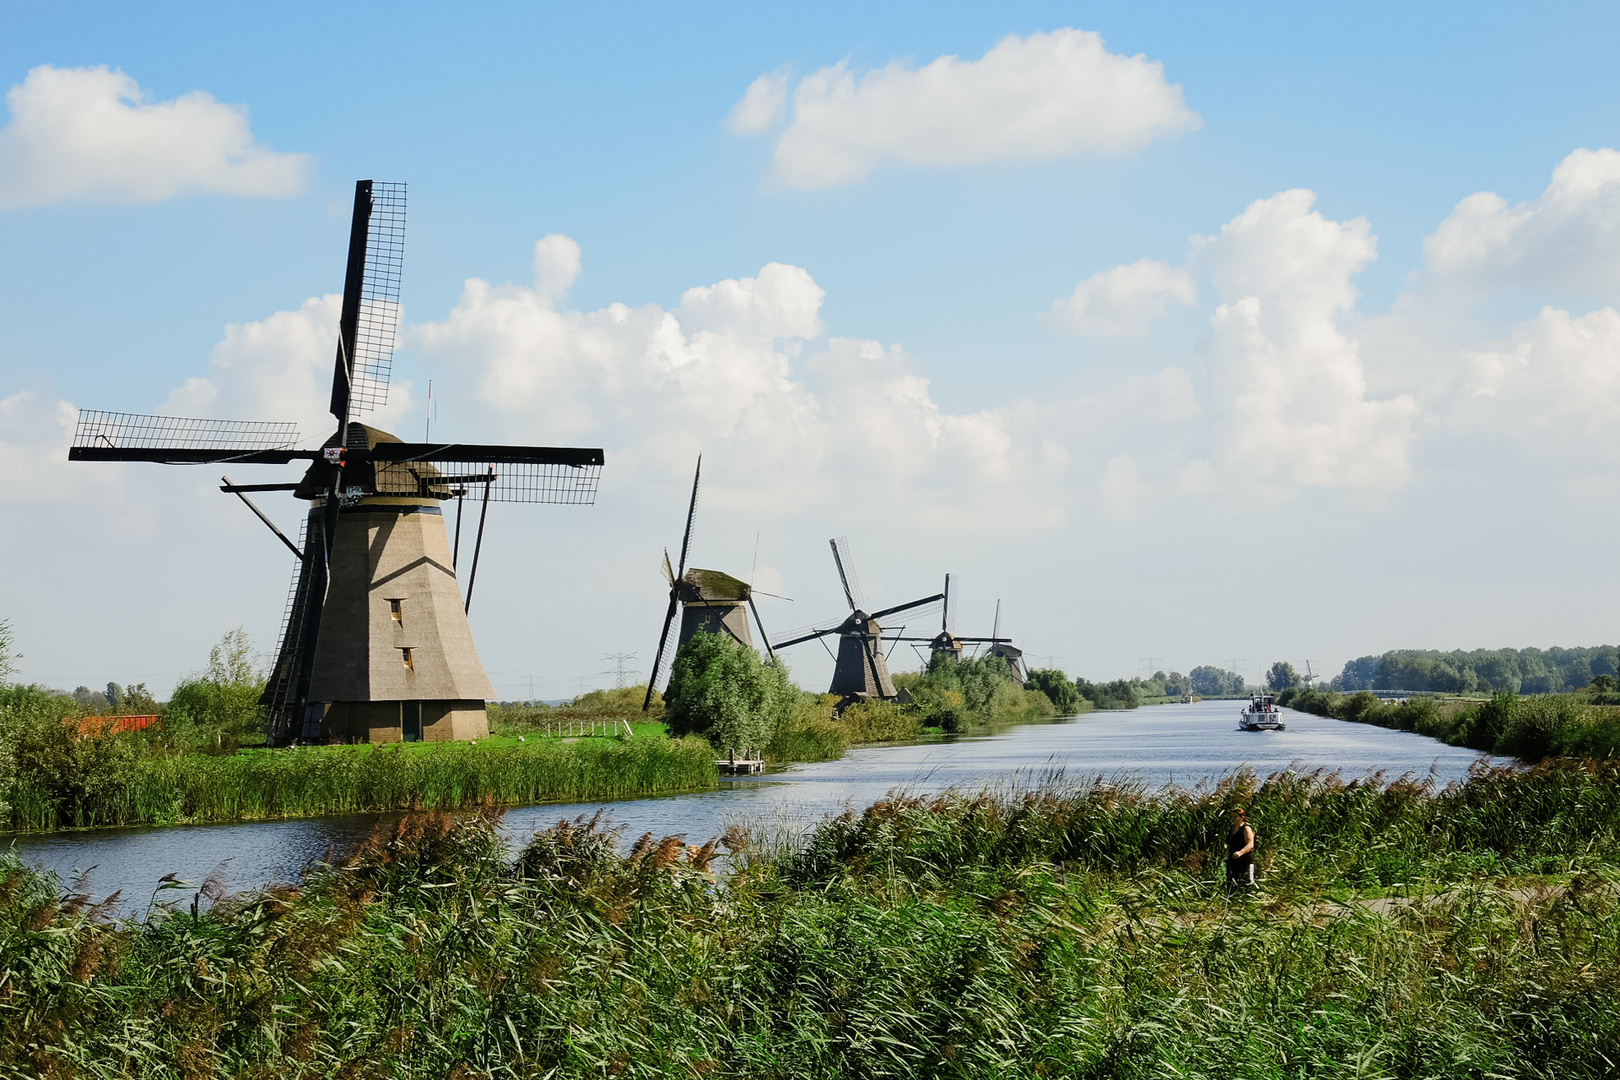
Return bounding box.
[71,411,301,458]
[347,181,406,418]
[829,536,865,611]
[370,445,602,504]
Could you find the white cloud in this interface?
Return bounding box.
[1425,148,1620,296]
[1098,454,1145,519]
[412,245,1065,529]
[735,29,1199,189]
[1198,190,1418,492]
[533,234,582,304]
[1047,257,1195,336]
[0,391,126,503]
[724,71,789,135]
[1459,305,1620,441]
[0,65,309,209]
[163,295,413,443]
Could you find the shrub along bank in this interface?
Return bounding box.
[4,761,1618,1077]
[1280,686,1620,761]
[0,684,716,833]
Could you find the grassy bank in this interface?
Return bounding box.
[4,735,717,833]
[1282,686,1620,761]
[3,761,1618,1077]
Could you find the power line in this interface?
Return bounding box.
[600,652,639,689]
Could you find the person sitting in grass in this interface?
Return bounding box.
[1226,807,1256,890]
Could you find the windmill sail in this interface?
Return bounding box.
[348,181,405,417]
[329,180,406,424]
[70,411,301,461]
[368,442,603,504]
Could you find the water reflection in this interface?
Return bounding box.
[10,699,1503,914]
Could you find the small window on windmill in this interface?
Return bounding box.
[388,598,404,624]
[400,647,414,670]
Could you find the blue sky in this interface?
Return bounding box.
[4,2,1620,696]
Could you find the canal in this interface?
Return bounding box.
[10,698,1504,913]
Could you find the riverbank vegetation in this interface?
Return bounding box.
[1280,685,1620,761]
[0,680,715,832]
[4,760,1618,1077]
[1333,643,1620,695]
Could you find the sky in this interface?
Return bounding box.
[3,1,1620,698]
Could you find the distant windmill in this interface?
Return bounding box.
[986,600,1028,683]
[69,180,605,746]
[772,538,944,705]
[642,456,778,710]
[1300,660,1318,689]
[888,574,1011,665]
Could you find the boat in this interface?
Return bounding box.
[1238,692,1286,731]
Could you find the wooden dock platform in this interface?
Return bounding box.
[718,758,766,775]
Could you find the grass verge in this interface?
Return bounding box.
[3,760,1618,1076]
[5,735,716,832]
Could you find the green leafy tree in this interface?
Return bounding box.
[1076,677,1141,710]
[1190,665,1245,696]
[0,620,16,684]
[1266,661,1300,692]
[1026,669,1082,715]
[664,630,794,756]
[165,628,266,748]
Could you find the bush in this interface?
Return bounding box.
[1026,668,1083,715]
[161,629,267,751]
[665,630,795,757]
[1076,677,1140,710]
[836,699,921,743]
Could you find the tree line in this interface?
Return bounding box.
[1331,645,1620,695]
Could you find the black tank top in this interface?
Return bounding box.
[1227,826,1253,866]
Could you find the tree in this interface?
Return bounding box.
[1266,661,1300,692]
[0,620,16,684]
[166,628,266,746]
[1190,665,1245,696]
[1026,669,1082,715]
[664,630,794,756]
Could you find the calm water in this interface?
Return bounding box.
[10,700,1504,914]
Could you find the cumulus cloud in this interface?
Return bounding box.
[1047,257,1195,336]
[1425,148,1620,297]
[0,391,128,503]
[1458,305,1620,443]
[733,29,1199,189]
[412,246,1065,528]
[0,64,309,209]
[163,295,412,443]
[724,71,789,135]
[1198,190,1418,492]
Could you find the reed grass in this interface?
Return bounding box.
[3,762,1618,1077]
[4,735,717,832]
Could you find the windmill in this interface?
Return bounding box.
[69,180,605,746]
[772,538,944,705]
[1300,660,1319,689]
[887,574,1012,665]
[986,600,1028,683]
[641,456,778,710]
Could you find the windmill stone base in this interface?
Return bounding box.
[266,489,495,744]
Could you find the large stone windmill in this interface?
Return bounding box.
[642,456,778,709]
[772,538,943,705]
[69,180,605,745]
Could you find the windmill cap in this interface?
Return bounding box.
[679,568,751,602]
